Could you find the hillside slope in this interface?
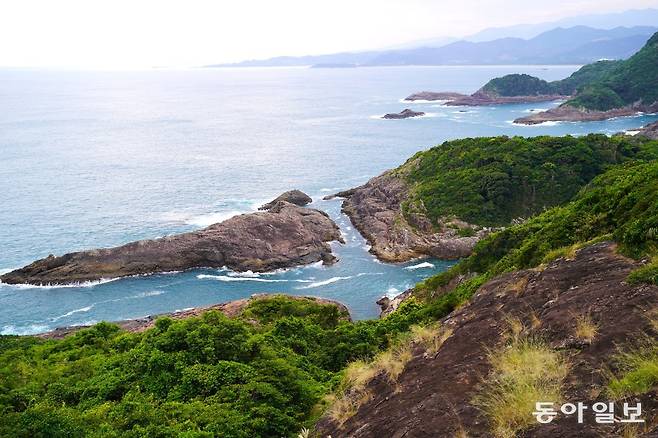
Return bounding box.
[516,31,658,123]
[332,134,656,262]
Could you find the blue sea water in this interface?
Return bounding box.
[2,65,657,335]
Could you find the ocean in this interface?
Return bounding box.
[2,65,657,334]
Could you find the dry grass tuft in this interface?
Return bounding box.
[529,311,542,330]
[507,277,529,296]
[574,314,599,342]
[327,390,373,426]
[327,339,414,425]
[474,337,570,438]
[411,322,453,356]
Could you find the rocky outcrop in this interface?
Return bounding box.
[635,120,658,139]
[316,242,658,437]
[404,89,567,106]
[404,91,467,101]
[515,103,658,125]
[447,90,568,106]
[332,172,487,262]
[1,200,343,285]
[382,109,425,119]
[259,189,312,210]
[37,294,351,339]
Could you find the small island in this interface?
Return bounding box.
[382,108,425,119]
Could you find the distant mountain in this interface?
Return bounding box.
[362,26,658,66]
[467,8,658,42]
[208,25,657,68]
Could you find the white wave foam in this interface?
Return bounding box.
[1,277,119,290]
[296,276,352,289]
[135,290,165,298]
[163,210,243,227]
[52,304,94,321]
[296,272,382,289]
[385,287,400,299]
[1,324,50,336]
[404,261,435,270]
[197,274,311,283]
[625,130,641,136]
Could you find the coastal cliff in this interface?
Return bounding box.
[1,195,343,285]
[330,134,650,264]
[330,172,483,262]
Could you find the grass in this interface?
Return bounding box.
[474,337,570,438]
[411,322,453,356]
[627,256,658,286]
[327,340,414,425]
[607,337,658,400]
[574,314,599,342]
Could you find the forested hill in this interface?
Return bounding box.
[397,134,656,227]
[478,30,658,112]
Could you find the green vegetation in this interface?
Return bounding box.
[481,74,555,97]
[608,337,658,400]
[567,32,658,111]
[414,153,658,308]
[398,134,656,227]
[479,31,658,111]
[0,296,434,437]
[479,60,621,97]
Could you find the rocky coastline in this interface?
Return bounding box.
[327,171,488,263]
[446,90,568,106]
[636,120,658,139]
[403,89,568,107]
[514,103,658,124]
[1,192,343,286]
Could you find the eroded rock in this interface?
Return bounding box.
[1,200,343,285]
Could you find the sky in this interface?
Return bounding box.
[1,0,658,69]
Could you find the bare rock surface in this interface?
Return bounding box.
[635,120,658,139]
[258,189,312,210]
[316,242,658,437]
[1,200,343,285]
[515,103,658,124]
[382,109,425,119]
[447,90,568,106]
[333,171,487,263]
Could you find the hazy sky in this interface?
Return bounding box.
[2,0,657,68]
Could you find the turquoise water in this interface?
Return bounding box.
[2,65,657,334]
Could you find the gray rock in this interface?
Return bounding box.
[1,201,343,285]
[259,189,313,210]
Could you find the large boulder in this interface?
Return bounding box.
[259,189,312,210]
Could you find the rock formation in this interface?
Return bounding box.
[514,103,658,125]
[259,189,312,210]
[382,109,425,119]
[1,199,343,285]
[331,172,487,262]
